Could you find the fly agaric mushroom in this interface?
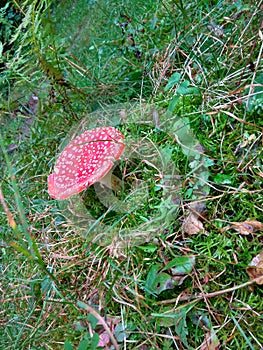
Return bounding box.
[48,126,124,200]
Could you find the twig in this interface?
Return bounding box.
[78,302,120,350]
[156,277,262,306]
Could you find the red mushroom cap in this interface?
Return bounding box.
[48,126,124,200]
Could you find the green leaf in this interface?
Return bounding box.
[159,145,174,167]
[203,157,214,167]
[137,244,158,253]
[77,300,90,310]
[176,80,190,95]
[114,323,133,342]
[168,95,179,112]
[9,241,34,260]
[90,333,100,350]
[174,309,189,348]
[73,321,87,332]
[78,338,90,350]
[163,256,195,275]
[214,173,232,184]
[172,117,199,158]
[64,341,74,350]
[88,313,99,329]
[152,304,195,347]
[187,86,201,95]
[164,72,181,91]
[189,160,199,169]
[145,264,176,295]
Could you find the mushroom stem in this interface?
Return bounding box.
[98,172,122,192]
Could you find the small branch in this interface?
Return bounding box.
[78,302,119,350]
[156,277,261,306]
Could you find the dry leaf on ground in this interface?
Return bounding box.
[200,329,220,350]
[228,220,263,235]
[182,212,204,235]
[246,251,263,285]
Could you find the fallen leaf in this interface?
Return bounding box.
[246,251,263,285]
[200,329,220,350]
[230,220,263,235]
[145,264,176,295]
[145,257,195,295]
[98,333,110,347]
[166,256,196,276]
[182,212,204,235]
[168,256,195,286]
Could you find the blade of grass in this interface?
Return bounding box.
[231,313,255,350]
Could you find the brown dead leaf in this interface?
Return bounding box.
[182,212,204,235]
[246,251,263,285]
[200,329,220,350]
[230,220,263,235]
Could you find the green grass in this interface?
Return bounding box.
[1,0,263,349]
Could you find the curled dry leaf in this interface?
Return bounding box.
[182,212,204,235]
[230,220,263,235]
[246,251,263,285]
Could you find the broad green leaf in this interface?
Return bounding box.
[200,328,220,350]
[168,95,179,112]
[145,264,176,295]
[214,173,232,184]
[189,160,199,169]
[88,313,99,329]
[163,256,195,275]
[64,341,74,350]
[114,322,134,342]
[90,333,100,350]
[78,338,90,350]
[159,145,174,167]
[173,117,199,158]
[176,80,190,95]
[187,86,201,95]
[164,72,181,91]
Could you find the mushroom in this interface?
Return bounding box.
[48,126,125,200]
